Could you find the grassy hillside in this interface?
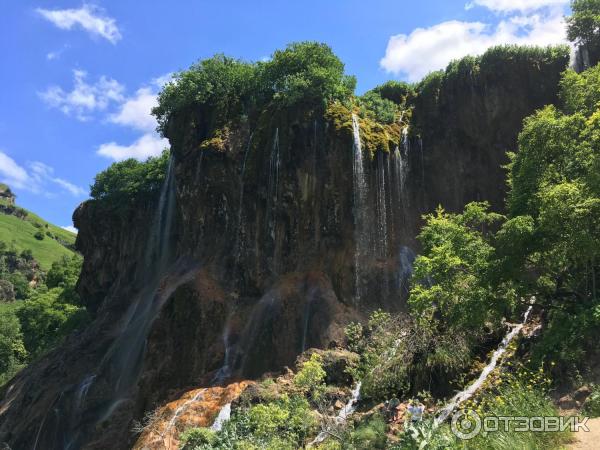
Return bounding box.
[0,200,76,269]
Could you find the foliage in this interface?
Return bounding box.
[264,42,356,109]
[371,80,415,105]
[583,384,600,417]
[462,367,569,450]
[0,303,27,385]
[345,310,471,402]
[506,64,600,373]
[154,55,259,134]
[90,150,170,204]
[46,254,83,304]
[357,91,400,124]
[154,42,356,137]
[567,0,600,62]
[412,45,570,135]
[293,352,326,400]
[16,287,89,357]
[184,395,316,449]
[396,419,456,450]
[0,248,87,384]
[180,427,216,449]
[342,414,388,449]
[409,202,512,338]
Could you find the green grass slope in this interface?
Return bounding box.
[0,203,76,269]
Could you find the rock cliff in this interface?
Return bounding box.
[0,47,569,449]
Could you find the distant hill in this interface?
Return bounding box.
[0,189,76,269]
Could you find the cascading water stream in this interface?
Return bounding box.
[351,114,368,304]
[56,154,200,449]
[376,152,388,259]
[210,403,232,431]
[434,304,534,425]
[235,133,254,263]
[310,382,362,446]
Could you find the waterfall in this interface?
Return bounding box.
[57,153,199,449]
[235,133,254,263]
[212,314,236,384]
[434,305,534,425]
[310,382,362,446]
[210,403,232,431]
[74,374,96,411]
[376,152,388,259]
[300,286,318,353]
[267,128,281,273]
[166,389,206,435]
[352,114,368,304]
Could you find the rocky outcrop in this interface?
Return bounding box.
[0,49,569,450]
[132,381,251,450]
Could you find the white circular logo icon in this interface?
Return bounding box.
[451,410,482,440]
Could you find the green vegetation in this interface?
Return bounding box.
[412,45,570,136]
[0,205,75,270]
[293,353,326,400]
[181,395,316,449]
[0,250,88,385]
[567,0,600,64]
[583,385,600,417]
[153,42,356,137]
[90,149,169,205]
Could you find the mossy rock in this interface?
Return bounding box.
[296,349,359,386]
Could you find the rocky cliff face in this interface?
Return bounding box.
[0,50,568,450]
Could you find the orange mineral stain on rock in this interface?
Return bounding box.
[133,381,251,450]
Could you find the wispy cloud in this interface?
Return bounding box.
[109,87,159,132]
[36,4,121,44]
[97,133,168,161]
[0,151,86,197]
[61,225,78,234]
[39,69,124,121]
[0,152,30,190]
[466,0,569,12]
[99,74,172,161]
[381,5,568,81]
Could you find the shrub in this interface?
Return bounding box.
[294,353,326,399]
[567,0,600,64]
[345,414,387,449]
[357,91,399,124]
[583,385,600,417]
[90,150,169,204]
[180,427,216,449]
[33,231,44,240]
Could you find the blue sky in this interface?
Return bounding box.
[0,0,570,230]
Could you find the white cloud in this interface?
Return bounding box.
[29,161,87,196]
[97,133,168,161]
[109,87,158,132]
[0,152,86,197]
[380,8,567,81]
[466,0,569,12]
[0,152,30,190]
[36,4,121,44]
[61,225,78,234]
[39,70,124,121]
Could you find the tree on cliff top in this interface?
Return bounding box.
[568,0,600,65]
[153,42,356,135]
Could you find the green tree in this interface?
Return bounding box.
[0,304,27,384]
[567,0,600,64]
[409,202,511,335]
[46,254,83,304]
[90,150,169,204]
[262,42,356,108]
[294,353,326,400]
[16,288,89,357]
